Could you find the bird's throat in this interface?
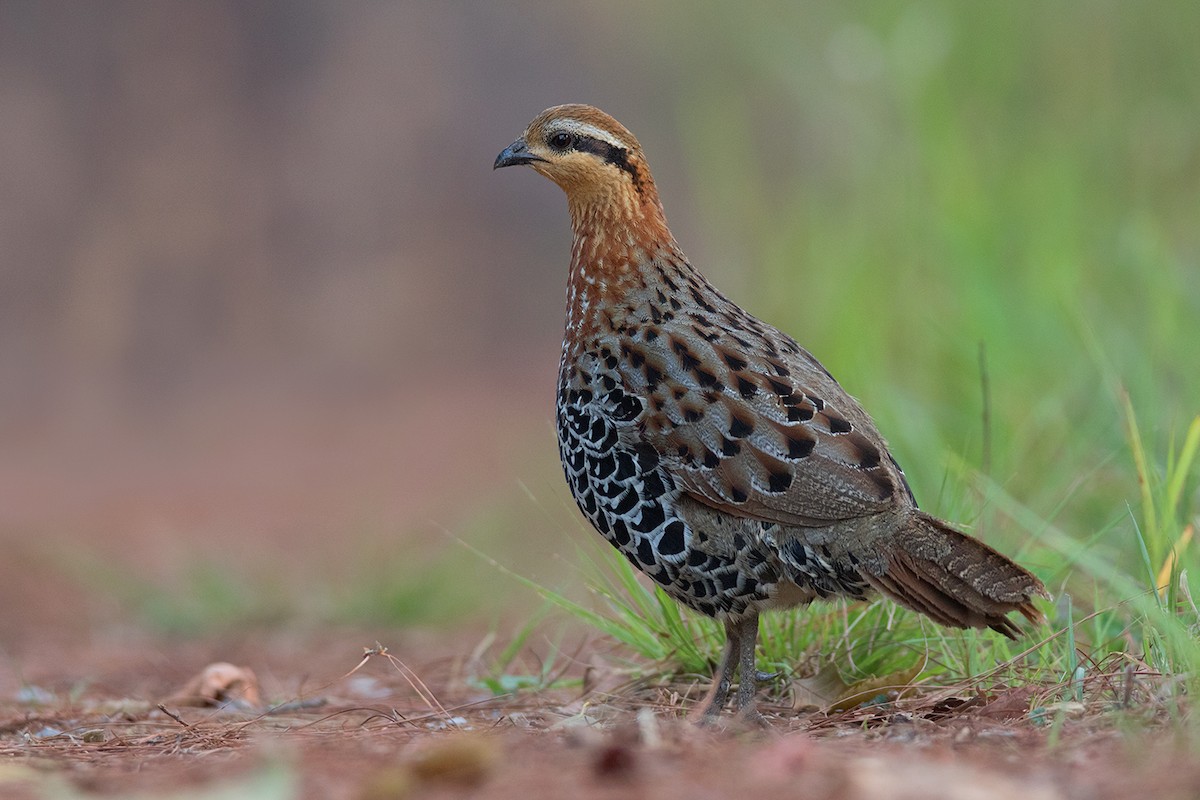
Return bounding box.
[563,188,675,338]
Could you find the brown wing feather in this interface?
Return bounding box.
[614,292,907,526]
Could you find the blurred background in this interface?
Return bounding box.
[1,1,1196,643]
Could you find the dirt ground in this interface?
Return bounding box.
[1,624,1198,800]
[3,389,1197,799]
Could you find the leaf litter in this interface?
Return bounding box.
[1,629,1199,799]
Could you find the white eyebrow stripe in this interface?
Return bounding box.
[546,119,628,150]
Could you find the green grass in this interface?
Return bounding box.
[496,398,1196,707]
[59,556,297,634]
[484,3,1200,708]
[60,528,498,635]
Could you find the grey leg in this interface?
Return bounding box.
[692,619,742,721]
[731,612,765,721]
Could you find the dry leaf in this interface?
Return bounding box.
[166,662,262,709]
[977,687,1036,720]
[793,661,922,712]
[409,734,498,787]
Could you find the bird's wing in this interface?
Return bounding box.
[613,309,907,527]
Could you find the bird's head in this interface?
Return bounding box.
[495,104,666,236]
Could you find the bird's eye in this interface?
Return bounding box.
[548,131,574,151]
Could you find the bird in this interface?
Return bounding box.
[494,104,1047,722]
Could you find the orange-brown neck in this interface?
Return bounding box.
[563,178,676,336]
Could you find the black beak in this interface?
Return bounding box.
[494,137,545,169]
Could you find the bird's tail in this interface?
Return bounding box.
[865,511,1048,639]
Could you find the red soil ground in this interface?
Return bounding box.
[2,382,1196,799]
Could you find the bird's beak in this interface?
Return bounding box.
[494,137,546,169]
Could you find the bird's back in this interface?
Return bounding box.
[555,243,910,618]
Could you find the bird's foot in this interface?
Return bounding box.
[690,704,770,730]
[734,706,771,729]
[689,683,730,726]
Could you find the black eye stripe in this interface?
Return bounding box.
[545,129,644,193]
[573,135,621,160]
[574,136,641,186]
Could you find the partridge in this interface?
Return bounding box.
[495,104,1047,722]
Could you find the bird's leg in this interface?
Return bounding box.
[732,612,767,724]
[692,619,742,722]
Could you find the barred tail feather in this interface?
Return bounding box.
[866,511,1048,639]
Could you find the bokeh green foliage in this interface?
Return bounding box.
[539,2,1200,689]
[660,2,1198,588]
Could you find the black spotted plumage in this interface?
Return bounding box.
[498,103,1048,722]
[555,338,871,623]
